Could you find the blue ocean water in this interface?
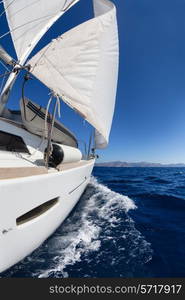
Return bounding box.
[1,167,185,278]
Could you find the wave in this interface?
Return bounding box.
[107,179,143,184]
[35,177,137,278]
[145,176,171,184]
[153,179,171,184]
[134,192,184,202]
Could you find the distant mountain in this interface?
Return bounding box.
[95,161,185,167]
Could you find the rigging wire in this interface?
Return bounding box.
[1,0,43,19]
[0,13,56,40]
[0,0,16,18]
[0,0,75,41]
[0,58,10,71]
[0,69,11,78]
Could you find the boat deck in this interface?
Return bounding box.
[0,160,93,180]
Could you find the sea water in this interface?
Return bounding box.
[1,167,185,277]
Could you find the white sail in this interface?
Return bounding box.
[3,0,79,63]
[28,0,119,148]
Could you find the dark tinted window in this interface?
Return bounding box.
[16,197,59,225]
[0,130,30,153]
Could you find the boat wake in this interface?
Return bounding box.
[2,177,152,278]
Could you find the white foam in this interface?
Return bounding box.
[89,177,136,217]
[37,222,101,278]
[33,176,137,278]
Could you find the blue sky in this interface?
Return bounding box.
[1,0,185,163]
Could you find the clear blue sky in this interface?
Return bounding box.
[1,0,185,163]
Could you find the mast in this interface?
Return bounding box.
[0,72,17,115]
[0,66,23,115]
[0,45,16,115]
[0,51,28,116]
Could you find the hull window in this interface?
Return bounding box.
[16,197,59,225]
[0,130,30,153]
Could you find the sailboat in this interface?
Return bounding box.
[0,0,119,273]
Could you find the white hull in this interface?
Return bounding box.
[0,159,95,273]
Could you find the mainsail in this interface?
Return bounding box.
[2,0,80,63]
[28,0,119,148]
[0,0,80,115]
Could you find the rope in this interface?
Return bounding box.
[21,73,31,121]
[25,92,61,160]
[50,96,60,138]
[27,93,53,158]
[44,93,61,168]
[44,93,61,137]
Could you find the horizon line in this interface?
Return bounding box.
[95,161,185,165]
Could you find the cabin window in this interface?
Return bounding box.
[0,130,30,153]
[16,197,59,225]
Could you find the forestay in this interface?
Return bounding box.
[2,0,79,63]
[28,0,119,149]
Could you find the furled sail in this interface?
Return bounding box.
[2,0,80,63]
[28,0,119,148]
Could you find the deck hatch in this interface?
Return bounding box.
[16,197,59,225]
